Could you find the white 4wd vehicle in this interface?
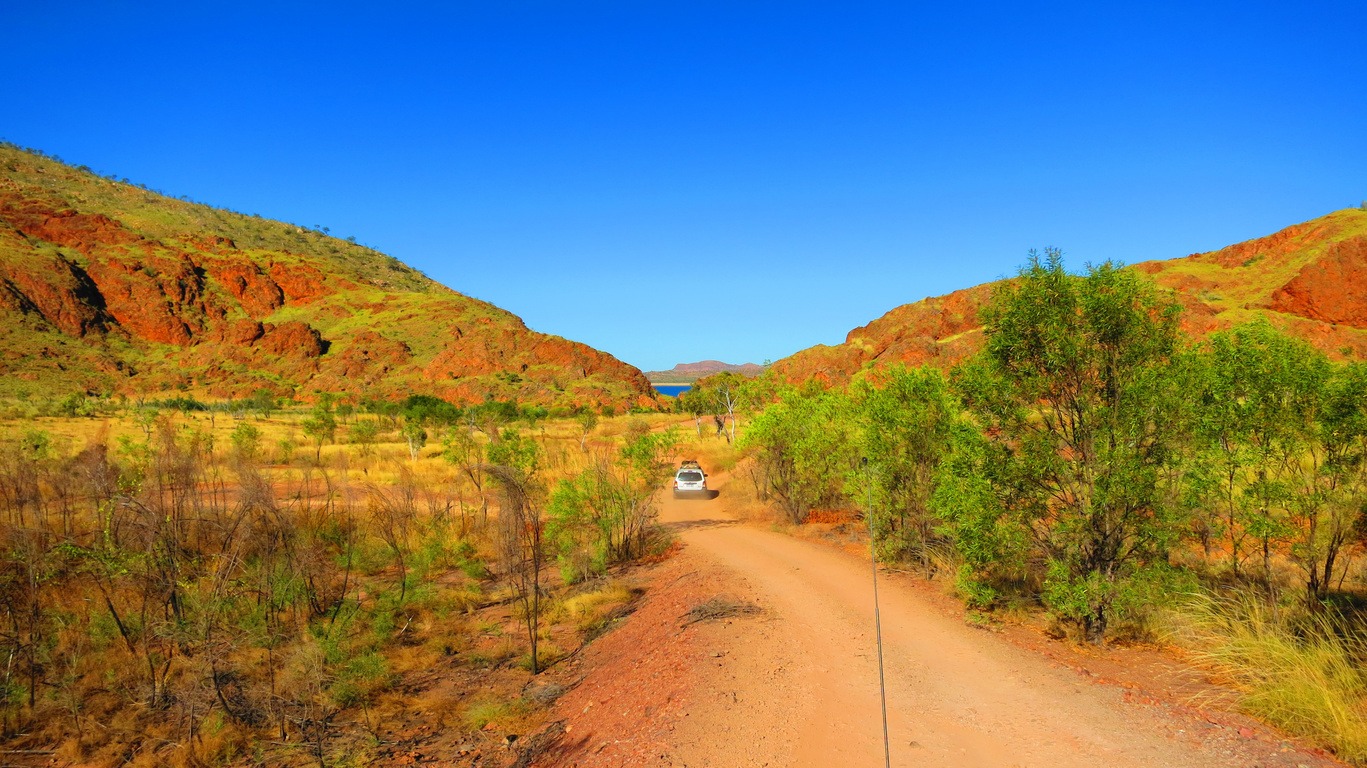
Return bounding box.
[673,460,707,498]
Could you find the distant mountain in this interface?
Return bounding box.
[770,208,1367,386]
[645,360,766,383]
[0,145,656,408]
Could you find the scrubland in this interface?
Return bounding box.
[0,394,689,767]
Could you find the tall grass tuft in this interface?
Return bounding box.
[1166,593,1367,764]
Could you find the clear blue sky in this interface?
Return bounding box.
[3,2,1364,371]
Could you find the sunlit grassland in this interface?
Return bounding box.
[0,397,722,766]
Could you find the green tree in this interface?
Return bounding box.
[575,410,599,452]
[57,393,91,418]
[1289,357,1364,605]
[1185,320,1367,607]
[365,398,402,428]
[932,421,1026,608]
[349,419,380,459]
[691,372,748,443]
[847,365,954,569]
[401,394,461,426]
[400,420,428,462]
[1187,322,1322,583]
[249,388,277,419]
[677,387,709,436]
[276,437,297,464]
[470,400,520,434]
[300,397,338,464]
[443,426,490,529]
[742,386,857,524]
[936,251,1186,642]
[229,422,262,463]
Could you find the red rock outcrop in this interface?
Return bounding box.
[771,283,996,386]
[80,257,195,345]
[225,319,265,345]
[773,208,1367,386]
[186,235,236,253]
[268,262,331,303]
[206,260,284,318]
[1266,237,1367,328]
[1189,221,1323,269]
[0,254,107,337]
[326,331,412,378]
[257,320,326,358]
[0,202,143,255]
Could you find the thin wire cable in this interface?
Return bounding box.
[866,465,892,768]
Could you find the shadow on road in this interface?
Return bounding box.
[672,489,721,500]
[664,518,736,532]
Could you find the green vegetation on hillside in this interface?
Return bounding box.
[0,143,655,410]
[1,143,431,292]
[770,207,1367,387]
[1149,208,1367,315]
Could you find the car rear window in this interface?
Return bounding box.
[678,471,703,482]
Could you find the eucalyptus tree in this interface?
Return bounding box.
[847,365,954,569]
[1188,322,1324,585]
[575,409,599,452]
[300,395,337,464]
[1292,358,1367,604]
[691,372,747,443]
[935,251,1186,643]
[742,384,858,524]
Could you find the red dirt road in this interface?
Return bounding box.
[535,472,1344,767]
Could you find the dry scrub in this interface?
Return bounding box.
[680,596,762,626]
[0,402,689,767]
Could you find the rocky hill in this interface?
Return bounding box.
[645,360,766,383]
[770,208,1367,386]
[0,145,656,408]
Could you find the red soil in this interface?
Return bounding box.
[521,471,1346,768]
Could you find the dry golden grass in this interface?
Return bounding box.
[0,403,670,766]
[554,581,637,633]
[1163,593,1367,764]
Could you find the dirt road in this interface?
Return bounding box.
[536,472,1342,767]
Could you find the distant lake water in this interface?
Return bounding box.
[652,384,691,397]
